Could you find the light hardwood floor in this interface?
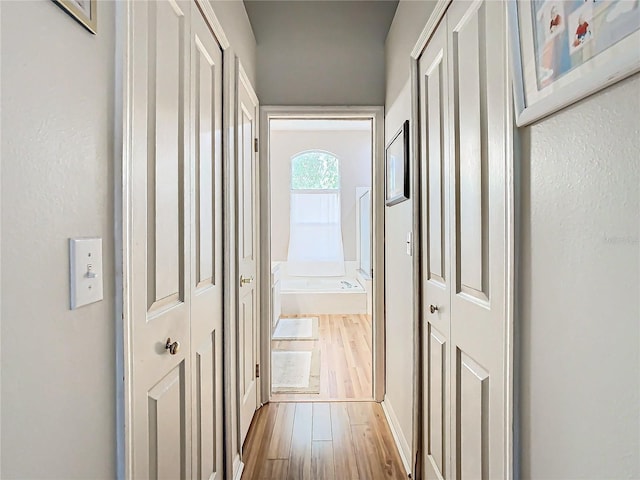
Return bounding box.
[271,314,373,401]
[241,402,408,480]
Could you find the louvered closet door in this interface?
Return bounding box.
[130,1,192,477]
[419,21,452,480]
[447,1,509,477]
[189,3,224,479]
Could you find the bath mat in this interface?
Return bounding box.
[272,317,319,341]
[271,349,321,394]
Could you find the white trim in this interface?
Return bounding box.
[117,0,134,478]
[232,456,245,480]
[194,0,230,49]
[381,400,412,476]
[259,106,386,402]
[409,58,422,479]
[411,0,452,59]
[503,9,516,479]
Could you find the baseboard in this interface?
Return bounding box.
[381,399,412,477]
[232,454,244,480]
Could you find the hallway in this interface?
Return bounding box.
[241,401,407,479]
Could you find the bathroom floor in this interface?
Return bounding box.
[271,313,373,402]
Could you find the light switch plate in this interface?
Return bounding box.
[69,237,103,309]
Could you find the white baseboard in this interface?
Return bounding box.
[381,399,412,476]
[232,455,244,480]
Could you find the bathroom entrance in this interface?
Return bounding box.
[259,108,385,402]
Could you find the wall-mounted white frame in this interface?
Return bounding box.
[259,106,386,403]
[509,0,640,126]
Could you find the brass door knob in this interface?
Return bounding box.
[429,305,439,314]
[165,338,180,355]
[240,275,254,286]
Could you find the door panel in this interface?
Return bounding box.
[189,4,224,479]
[237,68,259,446]
[428,326,446,476]
[420,22,451,480]
[131,1,192,477]
[449,1,508,478]
[148,362,188,480]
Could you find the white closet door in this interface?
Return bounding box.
[130,0,192,477]
[419,21,452,480]
[237,66,260,446]
[189,3,224,479]
[419,1,512,478]
[447,1,510,478]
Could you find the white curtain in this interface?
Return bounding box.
[287,192,345,276]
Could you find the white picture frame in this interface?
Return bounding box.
[509,0,640,126]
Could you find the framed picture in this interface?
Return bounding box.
[53,0,97,34]
[385,120,409,207]
[509,0,640,126]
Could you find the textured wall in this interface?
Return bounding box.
[1,1,116,477]
[519,74,640,478]
[382,0,436,467]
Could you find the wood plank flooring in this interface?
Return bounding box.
[241,402,408,480]
[271,314,373,401]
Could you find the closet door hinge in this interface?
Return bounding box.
[255,363,260,378]
[254,138,259,153]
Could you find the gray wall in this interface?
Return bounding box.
[0,1,257,478]
[210,0,257,86]
[1,1,116,477]
[383,0,437,467]
[245,1,397,106]
[519,74,640,479]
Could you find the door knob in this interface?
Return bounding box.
[240,275,254,286]
[429,305,439,314]
[165,338,180,355]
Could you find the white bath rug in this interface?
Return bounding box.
[271,349,321,394]
[272,317,319,340]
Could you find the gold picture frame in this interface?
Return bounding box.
[53,0,97,35]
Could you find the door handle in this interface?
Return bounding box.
[429,305,439,314]
[165,338,180,355]
[240,275,254,286]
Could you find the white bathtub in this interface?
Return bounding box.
[274,262,368,315]
[281,277,364,293]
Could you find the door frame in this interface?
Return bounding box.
[409,0,516,477]
[258,106,386,403]
[115,1,233,478]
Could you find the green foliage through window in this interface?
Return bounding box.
[291,152,340,190]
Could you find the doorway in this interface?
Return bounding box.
[259,107,385,403]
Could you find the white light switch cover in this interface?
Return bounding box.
[69,237,103,309]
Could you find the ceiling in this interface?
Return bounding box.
[270,119,372,131]
[243,1,399,46]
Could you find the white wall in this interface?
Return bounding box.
[270,129,372,263]
[244,1,397,106]
[383,0,437,469]
[1,1,116,477]
[518,74,640,478]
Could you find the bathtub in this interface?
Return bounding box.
[274,262,368,315]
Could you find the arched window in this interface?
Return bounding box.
[287,151,345,276]
[291,151,340,190]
